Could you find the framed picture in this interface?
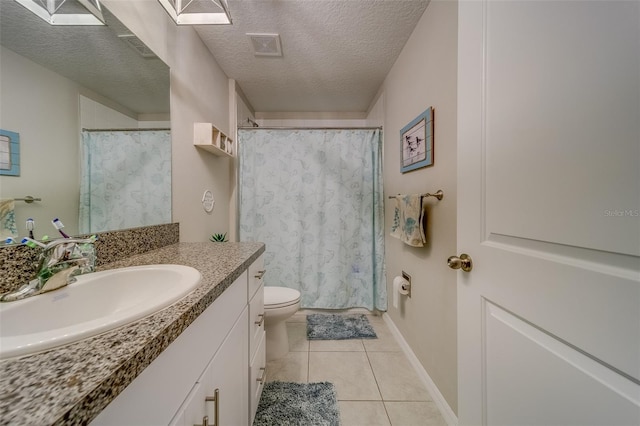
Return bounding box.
[0,129,20,176]
[400,107,433,173]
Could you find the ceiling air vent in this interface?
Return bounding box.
[247,33,282,57]
[118,34,158,59]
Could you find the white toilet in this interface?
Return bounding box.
[263,286,301,361]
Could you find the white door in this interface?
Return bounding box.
[457,1,640,425]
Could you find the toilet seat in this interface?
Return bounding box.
[264,286,301,309]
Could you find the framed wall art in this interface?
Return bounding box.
[0,129,20,176]
[400,107,433,173]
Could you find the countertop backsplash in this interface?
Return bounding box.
[0,223,179,294]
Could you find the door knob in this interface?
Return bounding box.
[447,254,473,272]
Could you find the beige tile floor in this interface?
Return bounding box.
[265,311,448,426]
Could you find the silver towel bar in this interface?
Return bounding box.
[388,190,443,201]
[14,196,41,203]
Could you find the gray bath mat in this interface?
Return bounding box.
[253,381,340,426]
[306,314,377,340]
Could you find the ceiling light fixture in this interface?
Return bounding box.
[157,0,232,25]
[14,0,105,25]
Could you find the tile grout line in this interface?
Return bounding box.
[305,315,310,383]
[364,338,394,425]
[306,341,310,383]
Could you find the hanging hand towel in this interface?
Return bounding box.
[390,194,426,247]
[0,199,18,239]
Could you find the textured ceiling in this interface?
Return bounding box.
[196,0,430,113]
[0,0,428,115]
[0,0,169,115]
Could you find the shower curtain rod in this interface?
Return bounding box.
[82,128,170,132]
[237,126,383,131]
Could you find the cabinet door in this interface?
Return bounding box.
[180,308,249,426]
[209,307,249,426]
[179,308,249,426]
[170,381,207,426]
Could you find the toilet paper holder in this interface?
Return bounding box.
[401,271,412,298]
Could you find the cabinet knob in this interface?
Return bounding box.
[255,270,266,279]
[255,313,265,327]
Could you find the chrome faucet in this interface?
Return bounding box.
[0,237,96,302]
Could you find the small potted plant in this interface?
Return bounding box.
[209,232,228,242]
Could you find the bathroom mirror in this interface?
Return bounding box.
[0,0,171,241]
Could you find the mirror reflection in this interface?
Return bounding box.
[0,0,171,243]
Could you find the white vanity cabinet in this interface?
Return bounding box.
[248,254,266,424]
[91,265,255,425]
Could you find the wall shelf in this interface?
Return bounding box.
[194,122,235,157]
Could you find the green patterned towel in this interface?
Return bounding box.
[0,199,18,239]
[390,194,426,247]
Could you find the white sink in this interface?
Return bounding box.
[0,264,201,360]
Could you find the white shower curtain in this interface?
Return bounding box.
[239,128,386,310]
[79,130,171,234]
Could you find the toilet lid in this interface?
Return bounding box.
[264,286,301,308]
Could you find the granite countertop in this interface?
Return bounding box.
[0,242,265,426]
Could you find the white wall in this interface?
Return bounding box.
[0,46,83,236]
[104,0,233,242]
[236,87,255,131]
[372,0,459,414]
[80,95,139,129]
[81,95,171,130]
[365,92,384,128]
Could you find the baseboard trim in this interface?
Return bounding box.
[382,313,458,426]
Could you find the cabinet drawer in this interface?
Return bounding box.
[249,332,266,425]
[249,284,265,358]
[248,254,265,299]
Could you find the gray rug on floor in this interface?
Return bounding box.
[306,314,377,340]
[253,381,340,426]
